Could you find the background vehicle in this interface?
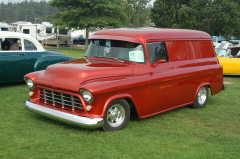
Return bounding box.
[0,31,74,84]
[72,35,86,45]
[16,22,71,45]
[215,43,240,75]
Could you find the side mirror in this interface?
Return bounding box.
[156,59,167,64]
[151,59,167,68]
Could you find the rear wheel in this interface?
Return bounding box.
[191,86,209,109]
[102,99,130,131]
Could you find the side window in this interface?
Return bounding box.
[1,27,9,31]
[23,29,30,34]
[46,27,52,34]
[147,42,168,63]
[24,39,37,51]
[1,38,21,51]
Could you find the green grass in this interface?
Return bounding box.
[45,46,86,59]
[0,48,239,158]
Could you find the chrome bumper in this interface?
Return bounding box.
[24,101,104,129]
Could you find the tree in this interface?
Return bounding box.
[124,0,152,27]
[48,0,127,49]
[151,0,191,28]
[151,0,240,38]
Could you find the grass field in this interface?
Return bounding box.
[45,45,86,59]
[0,47,239,159]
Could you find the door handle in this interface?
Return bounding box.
[19,53,26,55]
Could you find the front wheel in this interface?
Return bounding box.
[102,99,130,131]
[191,86,209,109]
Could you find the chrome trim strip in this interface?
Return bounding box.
[61,93,64,108]
[43,89,46,103]
[71,95,74,110]
[51,91,55,106]
[24,101,104,129]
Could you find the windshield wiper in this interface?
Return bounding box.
[85,56,124,62]
[86,55,104,58]
[104,57,125,63]
[105,57,117,60]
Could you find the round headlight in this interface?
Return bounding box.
[80,89,94,104]
[24,78,35,90]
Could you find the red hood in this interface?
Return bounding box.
[35,58,134,91]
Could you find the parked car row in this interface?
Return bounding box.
[3,28,235,131]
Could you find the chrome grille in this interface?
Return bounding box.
[40,89,83,110]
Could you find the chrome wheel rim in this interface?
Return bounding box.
[197,87,207,105]
[106,104,125,127]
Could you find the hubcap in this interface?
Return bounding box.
[197,87,207,105]
[106,104,125,127]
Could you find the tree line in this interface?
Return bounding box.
[0,0,239,39]
[151,0,240,38]
[0,0,151,27]
[0,0,57,23]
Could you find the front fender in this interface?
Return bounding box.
[34,56,74,71]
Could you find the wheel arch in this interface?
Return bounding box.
[193,83,212,101]
[102,94,139,118]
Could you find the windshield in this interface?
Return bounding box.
[215,48,231,57]
[85,39,145,63]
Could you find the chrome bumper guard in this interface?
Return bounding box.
[24,100,104,129]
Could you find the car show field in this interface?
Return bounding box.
[0,47,239,159]
[1,0,239,157]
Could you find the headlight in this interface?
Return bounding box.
[80,89,94,104]
[24,78,35,90]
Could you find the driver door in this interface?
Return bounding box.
[0,38,26,83]
[145,42,177,115]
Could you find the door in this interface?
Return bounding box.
[0,38,26,83]
[145,42,177,115]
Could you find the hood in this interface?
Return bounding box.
[35,58,134,91]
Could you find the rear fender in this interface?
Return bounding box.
[193,83,211,102]
[34,56,74,71]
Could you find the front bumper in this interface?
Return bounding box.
[24,100,104,129]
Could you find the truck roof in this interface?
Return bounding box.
[89,27,211,43]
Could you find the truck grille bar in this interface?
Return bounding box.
[40,89,83,110]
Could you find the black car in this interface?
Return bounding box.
[72,35,86,45]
